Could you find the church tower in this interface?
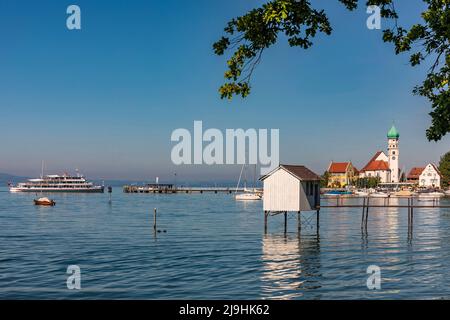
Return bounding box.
[387,124,400,183]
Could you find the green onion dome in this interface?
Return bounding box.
[387,125,399,139]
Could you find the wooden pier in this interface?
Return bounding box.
[320,196,450,232]
[123,185,251,194]
[265,196,449,234]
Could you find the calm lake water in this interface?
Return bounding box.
[1,187,450,299]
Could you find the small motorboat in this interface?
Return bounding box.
[418,191,445,198]
[354,190,369,197]
[370,192,390,198]
[393,190,416,197]
[444,190,450,196]
[34,197,56,206]
[323,190,353,197]
[235,192,262,201]
[417,197,438,203]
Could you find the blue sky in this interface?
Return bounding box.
[0,0,448,182]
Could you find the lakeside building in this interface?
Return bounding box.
[407,164,442,188]
[407,167,424,184]
[359,125,400,183]
[359,151,390,183]
[261,164,321,212]
[326,162,358,187]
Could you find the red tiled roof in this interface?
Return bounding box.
[362,160,389,172]
[360,151,389,172]
[328,162,350,173]
[407,167,425,180]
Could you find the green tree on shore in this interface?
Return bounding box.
[439,151,450,188]
[213,0,449,141]
[320,171,330,188]
[356,177,381,188]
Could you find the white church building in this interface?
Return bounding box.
[359,125,400,183]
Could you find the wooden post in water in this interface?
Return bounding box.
[108,186,112,203]
[153,208,157,233]
[365,197,370,230]
[284,212,287,234]
[297,211,301,232]
[407,198,411,227]
[361,197,366,227]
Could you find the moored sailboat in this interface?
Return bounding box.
[234,164,262,201]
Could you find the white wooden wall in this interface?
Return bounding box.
[263,169,300,212]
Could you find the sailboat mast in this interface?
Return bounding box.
[235,164,245,193]
[253,164,256,190]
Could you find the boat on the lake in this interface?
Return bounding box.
[33,197,55,206]
[418,190,445,198]
[235,191,262,201]
[10,172,104,193]
[323,190,353,197]
[234,165,262,201]
[393,190,417,197]
[370,191,390,198]
[354,190,370,197]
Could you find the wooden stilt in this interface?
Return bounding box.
[316,209,320,230]
[284,211,287,234]
[264,211,268,234]
[297,211,301,231]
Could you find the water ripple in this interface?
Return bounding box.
[1,189,450,299]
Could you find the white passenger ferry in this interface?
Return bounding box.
[9,173,104,193]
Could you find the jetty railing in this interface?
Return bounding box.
[320,196,450,233]
[265,196,450,235]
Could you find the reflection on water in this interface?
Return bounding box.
[261,233,321,299]
[1,189,450,299]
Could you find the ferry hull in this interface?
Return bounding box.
[10,187,104,193]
